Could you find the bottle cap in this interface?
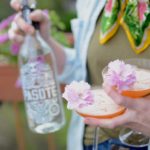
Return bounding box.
[22,0,40,30]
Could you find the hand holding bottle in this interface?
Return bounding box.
[9,0,51,44]
[9,0,66,134]
[9,0,66,74]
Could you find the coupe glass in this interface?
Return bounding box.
[102,58,150,148]
[76,87,126,150]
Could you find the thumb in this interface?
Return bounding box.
[30,10,50,24]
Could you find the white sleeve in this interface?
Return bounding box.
[58,46,80,84]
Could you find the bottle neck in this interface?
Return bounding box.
[22,0,36,9]
[23,30,51,58]
[22,2,40,30]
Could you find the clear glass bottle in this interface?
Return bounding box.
[19,1,65,134]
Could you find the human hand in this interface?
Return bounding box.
[84,85,150,137]
[9,0,50,43]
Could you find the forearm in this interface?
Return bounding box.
[47,37,66,75]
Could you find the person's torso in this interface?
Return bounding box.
[84,12,150,145]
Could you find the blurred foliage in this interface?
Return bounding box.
[0,102,71,150]
[50,10,72,47]
[59,11,76,32]
[0,0,14,20]
[0,43,18,64]
[0,0,76,32]
[36,0,63,11]
[0,10,73,64]
[36,0,76,32]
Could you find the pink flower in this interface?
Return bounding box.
[104,60,136,92]
[43,9,49,15]
[15,77,22,88]
[0,33,9,44]
[62,81,94,110]
[10,42,21,55]
[0,14,15,31]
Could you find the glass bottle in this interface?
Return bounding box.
[18,0,65,134]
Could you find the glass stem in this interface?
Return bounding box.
[93,126,99,150]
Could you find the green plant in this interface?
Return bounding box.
[0,14,18,64]
[50,10,72,47]
[0,10,72,64]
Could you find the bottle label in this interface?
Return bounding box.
[21,61,61,124]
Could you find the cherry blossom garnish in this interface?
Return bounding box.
[104,60,136,92]
[62,81,94,110]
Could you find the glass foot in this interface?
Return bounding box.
[119,128,150,148]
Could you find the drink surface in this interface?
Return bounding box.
[103,63,150,98]
[129,68,150,90]
[76,88,125,118]
[121,68,150,98]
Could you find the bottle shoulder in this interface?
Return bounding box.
[20,32,53,56]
